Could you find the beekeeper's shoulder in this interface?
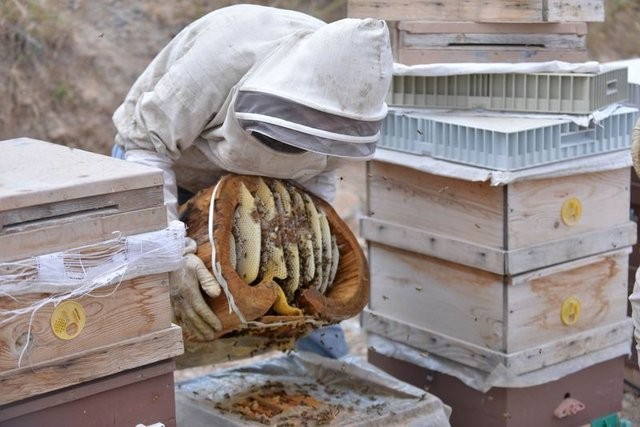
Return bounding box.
[197,4,325,34]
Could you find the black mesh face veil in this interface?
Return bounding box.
[251,131,306,154]
[235,90,382,158]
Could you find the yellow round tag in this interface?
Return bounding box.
[561,297,581,326]
[561,197,582,226]
[51,301,86,340]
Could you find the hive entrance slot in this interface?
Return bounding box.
[1,204,119,234]
[447,43,545,48]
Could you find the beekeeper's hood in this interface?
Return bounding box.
[234,17,393,158]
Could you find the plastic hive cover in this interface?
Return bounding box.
[175,352,451,426]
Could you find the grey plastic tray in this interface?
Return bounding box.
[627,82,640,108]
[379,106,639,171]
[387,68,628,115]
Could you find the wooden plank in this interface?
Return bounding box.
[505,318,633,375]
[0,186,164,235]
[367,160,504,249]
[506,168,630,250]
[0,206,167,262]
[398,21,588,35]
[387,21,400,62]
[505,221,637,275]
[401,30,585,50]
[347,0,604,22]
[0,325,183,406]
[361,217,505,274]
[368,243,504,350]
[363,310,507,372]
[546,0,604,22]
[0,273,172,370]
[363,218,636,275]
[397,47,588,65]
[507,249,631,352]
[364,310,633,376]
[0,138,163,211]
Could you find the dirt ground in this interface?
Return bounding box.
[2,0,640,422]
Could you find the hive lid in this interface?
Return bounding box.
[0,138,163,211]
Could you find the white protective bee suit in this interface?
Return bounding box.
[112,5,393,353]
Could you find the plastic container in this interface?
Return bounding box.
[387,68,628,115]
[627,82,640,108]
[378,106,639,171]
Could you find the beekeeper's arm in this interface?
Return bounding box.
[114,26,251,340]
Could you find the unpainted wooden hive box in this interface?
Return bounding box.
[0,138,182,405]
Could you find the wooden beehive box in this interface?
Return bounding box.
[391,22,588,64]
[0,273,183,406]
[0,138,183,405]
[364,159,636,276]
[361,156,635,374]
[363,248,631,375]
[0,138,167,262]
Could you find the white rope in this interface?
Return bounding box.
[209,183,247,323]
[0,221,186,324]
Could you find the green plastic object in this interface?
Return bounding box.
[590,413,619,427]
[619,418,633,427]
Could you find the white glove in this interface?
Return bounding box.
[170,252,223,341]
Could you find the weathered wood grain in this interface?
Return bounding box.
[368,243,504,350]
[505,318,633,375]
[363,310,507,372]
[361,217,505,274]
[506,168,630,249]
[0,325,183,405]
[507,248,631,352]
[0,207,167,262]
[400,28,586,50]
[367,241,631,355]
[367,161,504,249]
[367,163,632,256]
[0,186,164,234]
[397,47,588,65]
[505,221,637,275]
[362,217,637,275]
[364,310,633,376]
[0,138,163,211]
[347,0,604,22]
[0,273,172,370]
[398,21,588,35]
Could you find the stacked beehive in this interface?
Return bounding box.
[348,1,640,426]
[348,0,599,65]
[0,139,183,426]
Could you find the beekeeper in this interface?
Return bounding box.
[112,4,393,358]
[632,122,640,368]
